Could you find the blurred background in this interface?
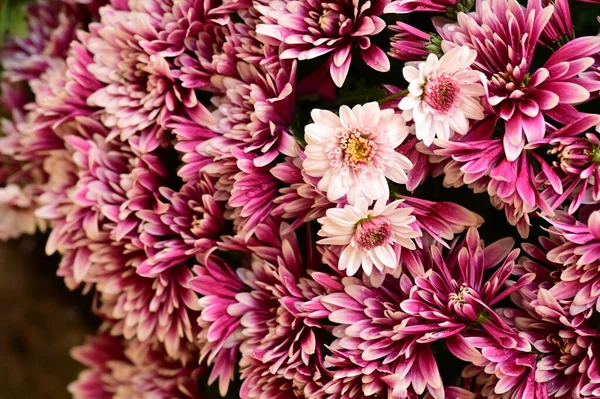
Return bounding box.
[0,236,98,398]
[0,3,94,398]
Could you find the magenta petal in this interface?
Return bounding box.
[361,45,390,72]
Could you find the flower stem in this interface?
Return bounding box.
[377,89,408,105]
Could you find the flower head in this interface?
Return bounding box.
[436,0,600,160]
[255,0,390,86]
[317,198,420,285]
[399,45,485,146]
[69,333,203,399]
[303,102,412,204]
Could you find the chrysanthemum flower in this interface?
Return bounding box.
[540,0,574,48]
[190,256,244,396]
[211,60,298,167]
[68,332,203,399]
[192,224,337,397]
[271,155,333,232]
[400,228,533,348]
[527,115,600,213]
[1,0,84,84]
[505,289,600,399]
[137,176,226,277]
[541,209,600,316]
[399,195,484,245]
[447,332,540,399]
[303,102,412,204]
[92,237,201,359]
[321,275,444,399]
[399,45,485,146]
[434,117,554,237]
[0,184,43,241]
[317,198,420,284]
[86,3,211,151]
[436,0,600,160]
[66,128,166,243]
[255,0,390,87]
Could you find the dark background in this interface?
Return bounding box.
[0,236,97,398]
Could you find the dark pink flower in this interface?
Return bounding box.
[92,237,201,359]
[229,149,280,237]
[543,208,600,316]
[436,0,600,160]
[447,332,542,399]
[400,228,533,348]
[540,0,574,48]
[190,256,244,396]
[527,115,600,213]
[271,155,333,232]
[65,125,166,243]
[191,224,338,397]
[434,118,553,237]
[255,0,390,87]
[211,60,298,167]
[321,272,445,399]
[506,290,600,398]
[398,195,484,246]
[137,176,226,277]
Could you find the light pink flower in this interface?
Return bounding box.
[303,102,412,204]
[69,332,203,399]
[399,45,485,146]
[317,198,420,285]
[0,184,43,240]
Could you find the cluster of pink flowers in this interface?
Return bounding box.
[3,0,600,396]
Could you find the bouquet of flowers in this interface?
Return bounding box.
[2,0,600,396]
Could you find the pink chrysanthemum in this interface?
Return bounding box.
[91,237,201,359]
[137,176,226,277]
[303,102,412,204]
[255,0,390,87]
[321,274,445,399]
[0,184,43,240]
[69,332,203,399]
[399,45,486,146]
[86,3,211,151]
[210,60,298,167]
[541,209,600,316]
[317,198,420,285]
[400,228,533,348]
[271,155,333,232]
[506,289,600,398]
[436,0,600,160]
[191,224,338,397]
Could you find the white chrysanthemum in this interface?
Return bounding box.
[399,45,486,146]
[302,102,412,205]
[317,198,421,286]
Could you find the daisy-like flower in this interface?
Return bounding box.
[303,102,412,204]
[399,45,485,146]
[317,198,420,285]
